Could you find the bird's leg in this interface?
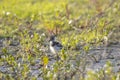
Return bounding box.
[55,53,60,60]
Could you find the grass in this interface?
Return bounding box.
[0,0,120,80]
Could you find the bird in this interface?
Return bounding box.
[49,35,63,58]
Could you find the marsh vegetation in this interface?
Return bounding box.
[0,0,120,80]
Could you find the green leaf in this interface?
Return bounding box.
[83,45,90,52]
[2,47,8,54]
[43,56,49,66]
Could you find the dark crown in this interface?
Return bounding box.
[49,35,56,41]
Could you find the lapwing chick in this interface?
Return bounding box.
[49,35,63,59]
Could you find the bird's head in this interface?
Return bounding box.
[49,35,56,42]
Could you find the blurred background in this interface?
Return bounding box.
[0,0,120,80]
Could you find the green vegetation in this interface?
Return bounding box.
[0,0,120,80]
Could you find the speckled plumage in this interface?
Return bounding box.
[49,36,63,54]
